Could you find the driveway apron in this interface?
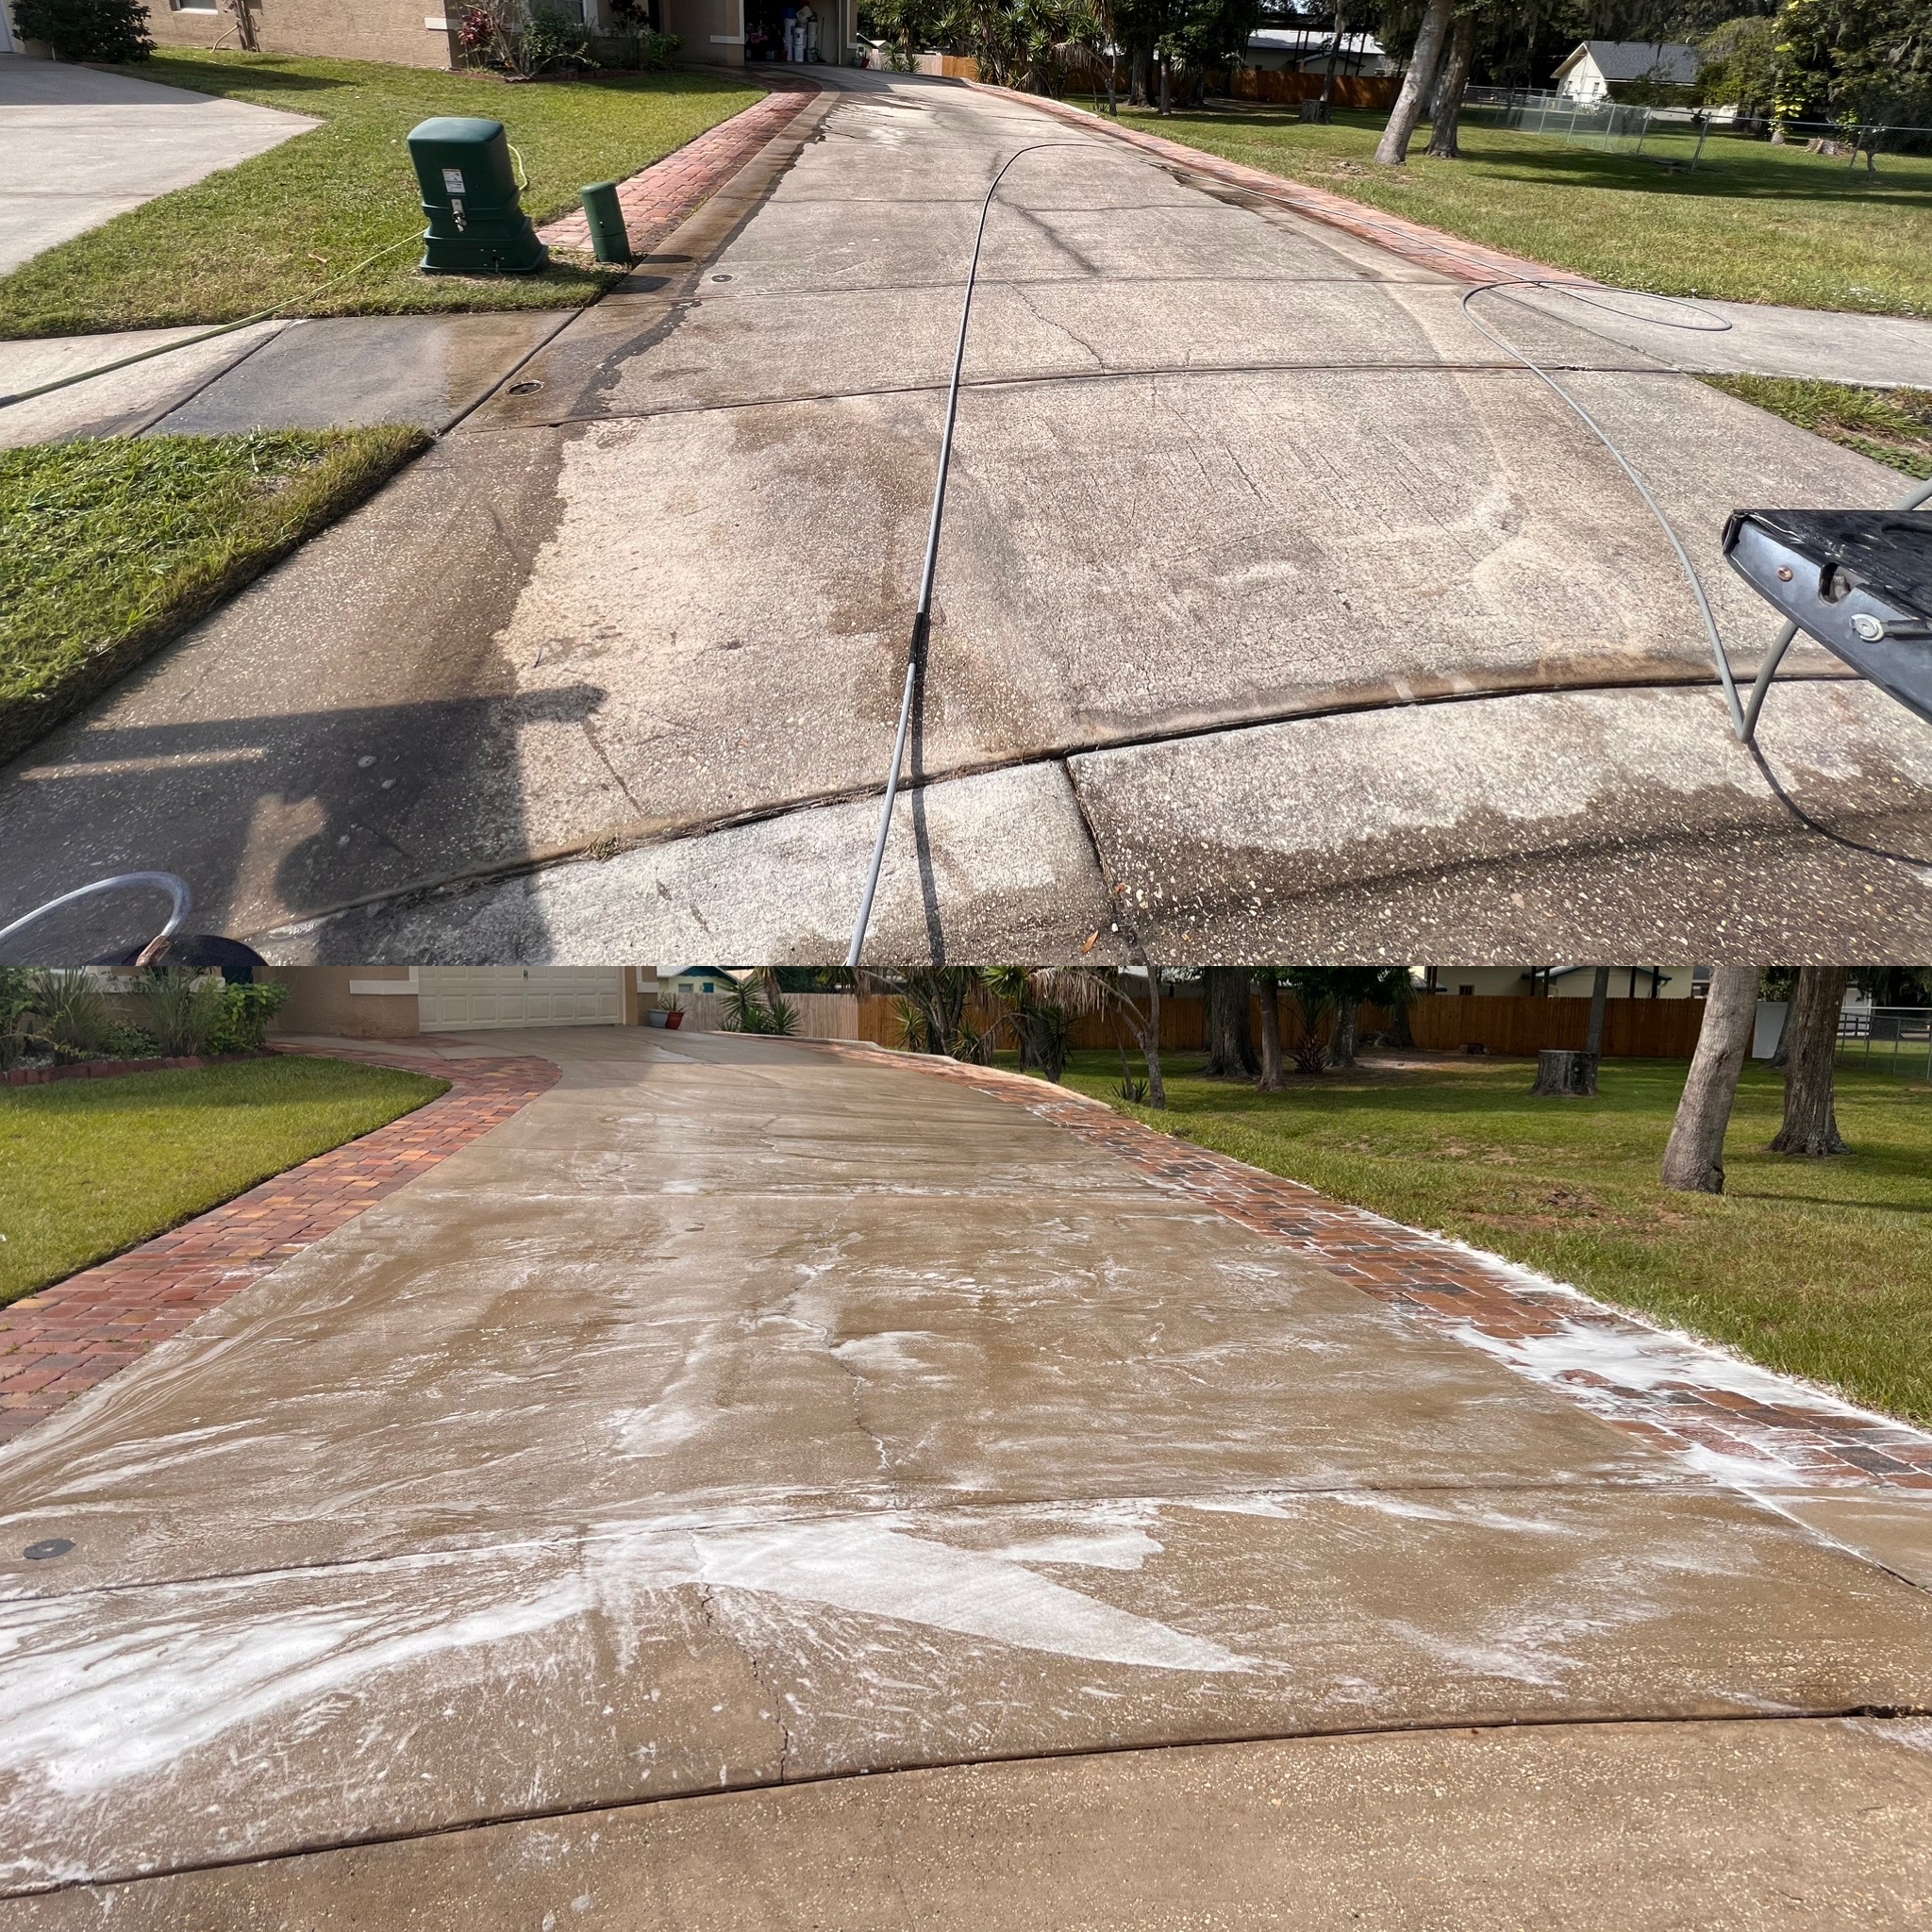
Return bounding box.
[2,1032,1930,1922]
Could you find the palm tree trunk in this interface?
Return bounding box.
[1661,963,1760,1193]
[1424,10,1476,158]
[1257,971,1285,1091]
[1374,0,1455,165]
[1771,966,1849,1156]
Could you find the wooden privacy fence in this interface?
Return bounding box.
[1407,995,1707,1059]
[1227,69,1400,108]
[681,990,1705,1060]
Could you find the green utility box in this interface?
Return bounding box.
[407,116,546,275]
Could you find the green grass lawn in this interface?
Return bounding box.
[1,427,424,764]
[1053,1047,1932,1423]
[1121,104,1932,317]
[1702,375,1932,482]
[0,54,763,338]
[0,1054,446,1305]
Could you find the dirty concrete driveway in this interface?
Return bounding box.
[3,1030,1932,1927]
[5,71,1932,962]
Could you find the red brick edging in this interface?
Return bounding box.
[811,1040,1932,1491]
[966,80,1585,289]
[0,1044,558,1446]
[537,74,823,255]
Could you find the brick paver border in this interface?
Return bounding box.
[537,74,823,257]
[0,1044,558,1446]
[964,80,1585,290]
[809,1039,1932,1491]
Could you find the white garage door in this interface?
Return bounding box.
[416,966,624,1031]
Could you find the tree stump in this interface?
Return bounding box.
[1532,1050,1584,1095]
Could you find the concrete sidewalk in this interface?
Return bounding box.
[1,1030,1928,1924]
[6,70,1932,962]
[0,55,314,275]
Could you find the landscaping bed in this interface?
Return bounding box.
[1056,1048,1932,1424]
[1702,375,1932,481]
[1118,105,1932,317]
[0,1051,446,1305]
[1,426,423,764]
[0,53,764,339]
[5,1050,265,1087]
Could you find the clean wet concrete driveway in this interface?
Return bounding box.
[3,1029,1932,1926]
[6,72,1932,961]
[0,55,313,275]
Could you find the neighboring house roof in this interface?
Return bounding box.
[1246,28,1385,58]
[1554,40,1701,86]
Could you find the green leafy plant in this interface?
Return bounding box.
[721,978,770,1034]
[0,967,42,1073]
[11,0,154,60]
[105,1023,162,1060]
[138,969,227,1058]
[29,970,112,1065]
[520,5,597,72]
[205,980,291,1057]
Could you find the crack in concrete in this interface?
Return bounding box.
[691,1573,796,1785]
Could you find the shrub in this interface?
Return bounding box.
[106,1023,162,1059]
[30,970,112,1064]
[0,968,40,1073]
[138,968,226,1058]
[206,979,291,1057]
[11,0,154,61]
[521,5,597,71]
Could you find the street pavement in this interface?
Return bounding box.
[6,72,1932,961]
[2,1029,1930,1926]
[0,55,313,275]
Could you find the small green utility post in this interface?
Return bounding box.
[407,117,546,275]
[579,181,634,265]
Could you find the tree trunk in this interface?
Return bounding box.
[1130,45,1147,105]
[1257,971,1285,1091]
[1374,0,1455,166]
[1332,997,1358,1067]
[1141,965,1166,1109]
[1661,963,1760,1193]
[1424,10,1476,158]
[1772,966,1849,1156]
[1158,47,1170,114]
[1203,968,1257,1077]
[1578,964,1610,1097]
[1321,6,1344,108]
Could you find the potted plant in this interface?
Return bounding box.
[647,991,684,1030]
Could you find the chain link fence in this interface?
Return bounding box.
[1457,89,1932,174]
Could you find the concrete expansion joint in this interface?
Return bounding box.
[242,670,1877,951]
[8,1707,1928,1905]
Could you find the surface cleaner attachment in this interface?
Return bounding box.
[1724,508,1932,738]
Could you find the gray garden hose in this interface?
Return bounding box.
[0,873,191,959]
[0,234,420,412]
[846,140,1093,968]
